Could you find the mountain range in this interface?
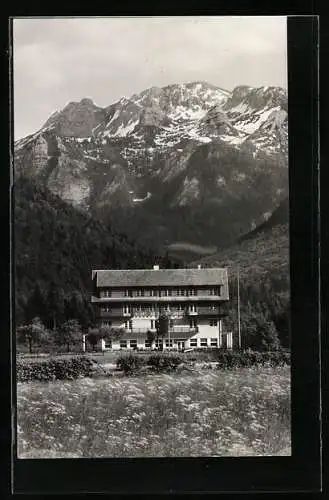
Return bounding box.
[14,81,288,257]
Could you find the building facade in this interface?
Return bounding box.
[91,266,232,351]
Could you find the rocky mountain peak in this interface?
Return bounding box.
[129,81,230,120]
[79,97,95,106]
[42,97,105,138]
[224,85,287,113]
[14,80,288,252]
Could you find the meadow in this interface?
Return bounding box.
[17,366,291,458]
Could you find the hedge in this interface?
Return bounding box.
[17,356,94,382]
[116,353,183,374]
[215,349,290,369]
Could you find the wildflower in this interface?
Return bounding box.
[17,366,290,458]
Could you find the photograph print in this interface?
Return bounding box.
[13,16,290,459]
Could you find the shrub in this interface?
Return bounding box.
[183,349,220,363]
[215,349,290,369]
[17,356,94,382]
[116,354,145,374]
[147,354,183,372]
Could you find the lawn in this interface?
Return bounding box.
[17,366,291,458]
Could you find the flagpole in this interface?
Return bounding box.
[237,265,241,349]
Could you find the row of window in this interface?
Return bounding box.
[190,338,219,347]
[101,287,222,298]
[101,305,218,315]
[104,338,219,348]
[101,319,218,329]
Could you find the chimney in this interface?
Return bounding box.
[153,265,160,270]
[197,264,202,269]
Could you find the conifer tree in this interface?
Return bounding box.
[25,282,47,324]
[256,318,281,351]
[46,282,65,330]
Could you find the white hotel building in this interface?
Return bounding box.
[91,266,232,351]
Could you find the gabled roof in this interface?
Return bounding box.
[92,268,228,288]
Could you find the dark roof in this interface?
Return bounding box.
[92,268,228,288]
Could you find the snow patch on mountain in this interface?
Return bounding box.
[187,128,212,143]
[84,154,108,164]
[108,119,139,138]
[234,106,281,134]
[132,192,152,203]
[219,134,246,145]
[168,105,207,121]
[228,102,249,114]
[75,137,92,143]
[106,109,121,127]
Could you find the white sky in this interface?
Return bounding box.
[13,16,287,140]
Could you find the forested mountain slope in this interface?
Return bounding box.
[14,177,172,325]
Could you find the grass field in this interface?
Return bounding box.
[17,366,290,458]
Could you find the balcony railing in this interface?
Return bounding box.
[125,328,156,334]
[197,307,221,315]
[97,288,223,298]
[122,327,198,335]
[170,327,198,334]
[97,310,127,317]
[91,295,225,303]
[98,307,222,319]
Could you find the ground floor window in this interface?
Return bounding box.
[189,338,197,347]
[104,339,112,348]
[165,339,173,347]
[145,340,152,348]
[129,339,137,349]
[120,340,127,348]
[200,338,208,347]
[210,338,218,347]
[209,319,218,326]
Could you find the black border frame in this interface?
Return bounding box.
[2,14,320,495]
